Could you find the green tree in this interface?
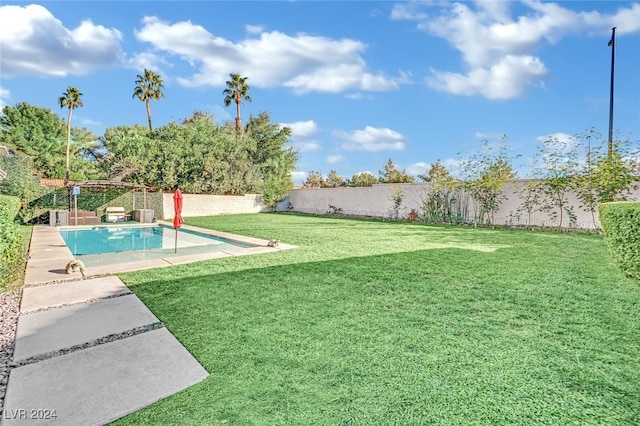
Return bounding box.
[593,141,638,203]
[303,171,325,188]
[132,69,165,131]
[58,86,84,183]
[245,112,291,165]
[388,187,405,220]
[261,150,298,211]
[460,137,516,225]
[0,102,102,181]
[223,73,252,132]
[533,135,580,228]
[348,172,377,187]
[101,125,152,183]
[419,160,455,186]
[573,129,603,228]
[419,160,463,223]
[326,170,345,187]
[378,158,415,183]
[0,102,66,175]
[515,180,541,226]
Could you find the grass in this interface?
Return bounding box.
[113,213,640,425]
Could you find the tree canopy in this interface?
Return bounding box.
[378,158,415,183]
[101,111,297,196]
[0,102,102,181]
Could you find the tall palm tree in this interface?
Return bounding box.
[223,73,252,132]
[132,69,165,131]
[58,86,83,183]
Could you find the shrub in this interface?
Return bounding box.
[0,194,21,222]
[0,195,24,291]
[599,202,640,280]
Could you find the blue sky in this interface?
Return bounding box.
[1,1,639,184]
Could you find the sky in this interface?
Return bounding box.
[1,1,639,184]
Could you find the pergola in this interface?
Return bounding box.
[64,180,151,222]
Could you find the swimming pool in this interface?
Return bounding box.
[59,224,254,267]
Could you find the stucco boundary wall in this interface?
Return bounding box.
[280,180,640,230]
[162,193,267,219]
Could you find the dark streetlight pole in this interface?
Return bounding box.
[607,27,616,160]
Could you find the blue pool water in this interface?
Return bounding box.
[59,225,253,266]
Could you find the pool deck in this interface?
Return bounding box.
[24,221,296,285]
[2,223,296,425]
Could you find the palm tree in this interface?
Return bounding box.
[132,69,165,131]
[58,86,83,183]
[223,73,252,132]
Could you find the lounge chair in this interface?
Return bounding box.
[105,207,131,223]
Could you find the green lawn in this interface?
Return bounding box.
[114,213,640,425]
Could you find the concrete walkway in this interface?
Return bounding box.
[2,275,208,425]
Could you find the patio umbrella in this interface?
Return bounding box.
[173,188,183,253]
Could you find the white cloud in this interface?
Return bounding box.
[326,154,345,164]
[296,142,322,152]
[281,120,318,139]
[532,132,584,173]
[129,52,170,74]
[475,131,504,140]
[80,118,102,127]
[442,158,464,179]
[0,87,9,108]
[536,132,577,144]
[406,159,463,178]
[0,4,124,77]
[344,93,373,100]
[134,16,404,93]
[280,120,322,152]
[245,24,264,34]
[291,171,307,186]
[281,120,322,152]
[335,126,407,152]
[396,1,640,100]
[406,161,429,177]
[389,2,430,21]
[536,132,580,152]
[426,54,548,101]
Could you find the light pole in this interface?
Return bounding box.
[607,27,616,160]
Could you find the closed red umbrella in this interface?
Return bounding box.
[173,189,183,252]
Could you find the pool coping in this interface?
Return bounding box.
[24,221,296,285]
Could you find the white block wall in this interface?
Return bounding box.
[162,193,267,219]
[280,181,640,229]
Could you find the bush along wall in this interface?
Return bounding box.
[0,194,24,291]
[599,202,640,280]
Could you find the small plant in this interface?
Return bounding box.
[388,187,404,220]
[328,205,342,215]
